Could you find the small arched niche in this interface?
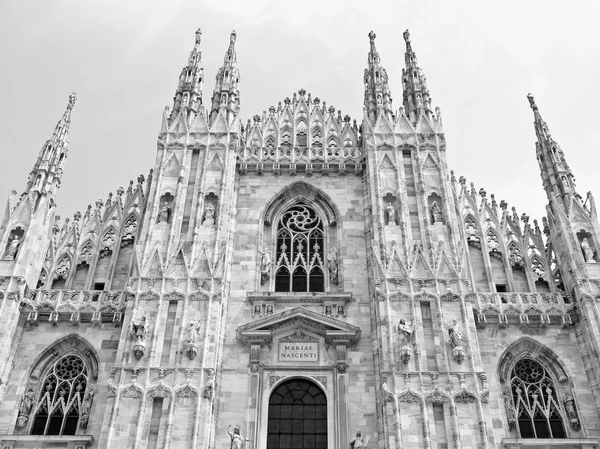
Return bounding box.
[4,226,25,260]
[382,193,398,226]
[157,192,175,224]
[428,193,444,225]
[202,192,218,226]
[577,229,597,263]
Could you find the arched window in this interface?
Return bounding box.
[31,354,89,435]
[267,379,327,449]
[511,358,566,439]
[275,204,325,292]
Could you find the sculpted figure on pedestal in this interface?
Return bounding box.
[581,238,595,263]
[386,203,396,225]
[228,425,246,449]
[5,235,21,260]
[203,202,216,226]
[397,319,413,347]
[430,201,443,223]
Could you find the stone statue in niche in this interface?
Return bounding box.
[386,203,396,225]
[228,425,246,449]
[430,201,443,224]
[253,304,261,316]
[79,389,95,428]
[397,319,413,364]
[157,202,171,224]
[324,304,332,316]
[265,304,274,315]
[564,395,580,430]
[504,392,516,428]
[581,238,595,263]
[5,234,21,260]
[203,202,216,226]
[260,252,272,285]
[132,316,147,359]
[327,247,339,284]
[448,319,465,363]
[397,319,413,347]
[185,319,201,360]
[15,388,35,428]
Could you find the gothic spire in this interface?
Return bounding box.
[169,28,204,124]
[528,94,577,210]
[363,31,393,124]
[402,30,433,123]
[25,93,77,199]
[209,30,240,127]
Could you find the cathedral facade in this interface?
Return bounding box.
[0,27,599,449]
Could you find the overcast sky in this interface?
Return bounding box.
[0,1,598,225]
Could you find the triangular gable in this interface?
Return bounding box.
[237,306,361,346]
[394,114,415,134]
[193,246,212,278]
[415,114,435,135]
[165,248,189,278]
[168,111,188,134]
[145,249,164,277]
[411,251,435,278]
[189,110,209,133]
[209,112,229,133]
[378,153,396,170]
[422,153,440,171]
[388,247,408,277]
[374,114,393,134]
[436,251,458,278]
[163,153,182,177]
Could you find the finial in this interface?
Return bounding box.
[298,88,306,97]
[230,30,236,43]
[68,92,77,108]
[368,30,376,43]
[527,93,537,110]
[195,28,202,44]
[403,29,410,43]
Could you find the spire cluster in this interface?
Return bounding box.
[24,93,77,203]
[402,30,432,123]
[363,30,394,124]
[209,30,240,127]
[527,94,577,210]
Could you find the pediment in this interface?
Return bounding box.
[237,306,361,346]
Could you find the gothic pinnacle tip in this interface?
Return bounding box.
[68,92,77,107]
[230,30,237,42]
[195,28,202,44]
[527,93,537,110]
[403,29,410,43]
[368,30,376,42]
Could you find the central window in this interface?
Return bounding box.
[267,379,327,449]
[275,204,325,292]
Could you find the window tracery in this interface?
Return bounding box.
[275,204,325,292]
[510,358,566,438]
[30,354,89,436]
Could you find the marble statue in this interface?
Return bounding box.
[203,202,215,226]
[228,425,245,449]
[133,316,147,343]
[187,319,200,343]
[260,252,272,285]
[5,235,21,260]
[581,238,595,263]
[16,388,35,428]
[397,319,413,347]
[430,201,443,223]
[386,203,396,225]
[350,430,365,449]
[158,202,171,224]
[327,247,339,284]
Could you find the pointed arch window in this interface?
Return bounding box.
[275,204,325,292]
[31,354,89,435]
[511,358,566,439]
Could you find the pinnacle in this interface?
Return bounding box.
[527,93,537,110]
[403,29,410,43]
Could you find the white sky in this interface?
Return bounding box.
[0,0,599,224]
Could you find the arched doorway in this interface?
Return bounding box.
[267,378,327,449]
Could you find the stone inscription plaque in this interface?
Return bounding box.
[278,342,319,362]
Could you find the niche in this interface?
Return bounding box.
[577,229,597,263]
[4,227,24,260]
[202,193,218,226]
[428,194,444,225]
[383,193,398,225]
[157,192,175,224]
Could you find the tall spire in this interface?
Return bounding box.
[402,30,432,123]
[363,31,393,124]
[528,94,577,210]
[25,93,77,200]
[169,28,204,124]
[209,30,240,126]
